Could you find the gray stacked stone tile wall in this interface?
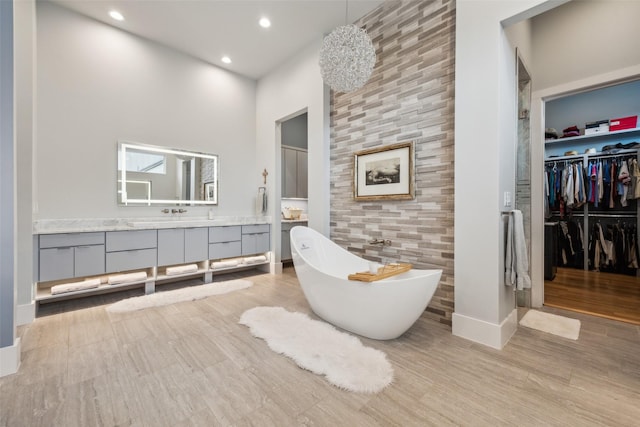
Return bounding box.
[330,0,455,326]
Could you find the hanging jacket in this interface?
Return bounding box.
[618,159,630,207]
[628,158,640,200]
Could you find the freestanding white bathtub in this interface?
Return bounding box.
[290,226,442,340]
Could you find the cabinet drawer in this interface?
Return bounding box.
[106,230,157,252]
[242,224,269,234]
[74,245,105,277]
[39,247,74,282]
[209,226,241,243]
[106,248,157,272]
[209,241,242,260]
[40,232,104,249]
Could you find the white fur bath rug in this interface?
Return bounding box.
[519,309,581,340]
[239,306,393,393]
[106,279,252,313]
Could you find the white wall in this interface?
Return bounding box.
[36,2,257,219]
[453,0,561,349]
[531,0,640,92]
[15,0,35,324]
[0,0,19,377]
[256,40,330,263]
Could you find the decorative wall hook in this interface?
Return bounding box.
[262,168,268,184]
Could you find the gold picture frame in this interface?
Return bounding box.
[353,141,415,201]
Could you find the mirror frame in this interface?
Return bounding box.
[118,141,219,206]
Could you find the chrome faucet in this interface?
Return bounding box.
[178,209,187,213]
[369,238,392,246]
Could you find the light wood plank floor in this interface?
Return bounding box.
[545,267,640,325]
[2,267,640,426]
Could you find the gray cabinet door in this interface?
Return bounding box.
[283,147,298,198]
[242,232,270,256]
[158,228,185,266]
[185,228,208,263]
[281,229,292,261]
[297,150,308,198]
[74,245,105,277]
[39,247,74,282]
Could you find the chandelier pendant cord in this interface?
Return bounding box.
[345,0,349,25]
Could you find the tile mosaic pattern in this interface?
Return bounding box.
[330,0,455,325]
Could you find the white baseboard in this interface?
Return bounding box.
[17,302,35,326]
[452,308,518,350]
[0,338,21,377]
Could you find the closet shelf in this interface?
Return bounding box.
[545,148,638,162]
[545,127,640,145]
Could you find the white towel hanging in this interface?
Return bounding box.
[505,209,531,290]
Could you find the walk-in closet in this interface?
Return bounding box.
[543,79,640,324]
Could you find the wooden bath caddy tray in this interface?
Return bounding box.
[348,263,412,282]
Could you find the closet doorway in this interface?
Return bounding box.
[516,54,532,307]
[542,79,640,325]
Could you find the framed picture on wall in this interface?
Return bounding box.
[353,141,415,201]
[204,182,217,203]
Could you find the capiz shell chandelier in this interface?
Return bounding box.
[319,24,376,93]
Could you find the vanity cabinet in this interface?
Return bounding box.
[158,227,208,266]
[35,221,271,304]
[242,224,270,256]
[106,230,157,272]
[209,226,242,260]
[38,232,105,282]
[282,146,308,199]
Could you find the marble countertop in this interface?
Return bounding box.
[281,219,308,223]
[33,216,273,234]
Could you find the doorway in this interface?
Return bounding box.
[540,79,640,325]
[277,111,309,267]
[516,54,532,307]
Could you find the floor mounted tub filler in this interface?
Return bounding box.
[290,226,442,340]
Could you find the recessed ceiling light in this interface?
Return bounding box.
[221,56,232,64]
[259,17,271,28]
[109,10,124,21]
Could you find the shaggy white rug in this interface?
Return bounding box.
[239,306,393,393]
[106,279,252,313]
[519,309,581,340]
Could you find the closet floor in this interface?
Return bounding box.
[545,267,640,325]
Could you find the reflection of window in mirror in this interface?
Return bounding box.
[118,149,166,174]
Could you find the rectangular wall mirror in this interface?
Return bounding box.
[117,141,218,206]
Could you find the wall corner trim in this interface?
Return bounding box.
[17,302,35,326]
[0,337,21,377]
[452,309,518,350]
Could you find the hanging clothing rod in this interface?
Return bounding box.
[553,212,637,218]
[545,149,638,163]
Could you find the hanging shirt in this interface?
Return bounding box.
[566,163,574,207]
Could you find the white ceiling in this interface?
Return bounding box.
[50,0,385,80]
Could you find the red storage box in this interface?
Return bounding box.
[609,115,638,131]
